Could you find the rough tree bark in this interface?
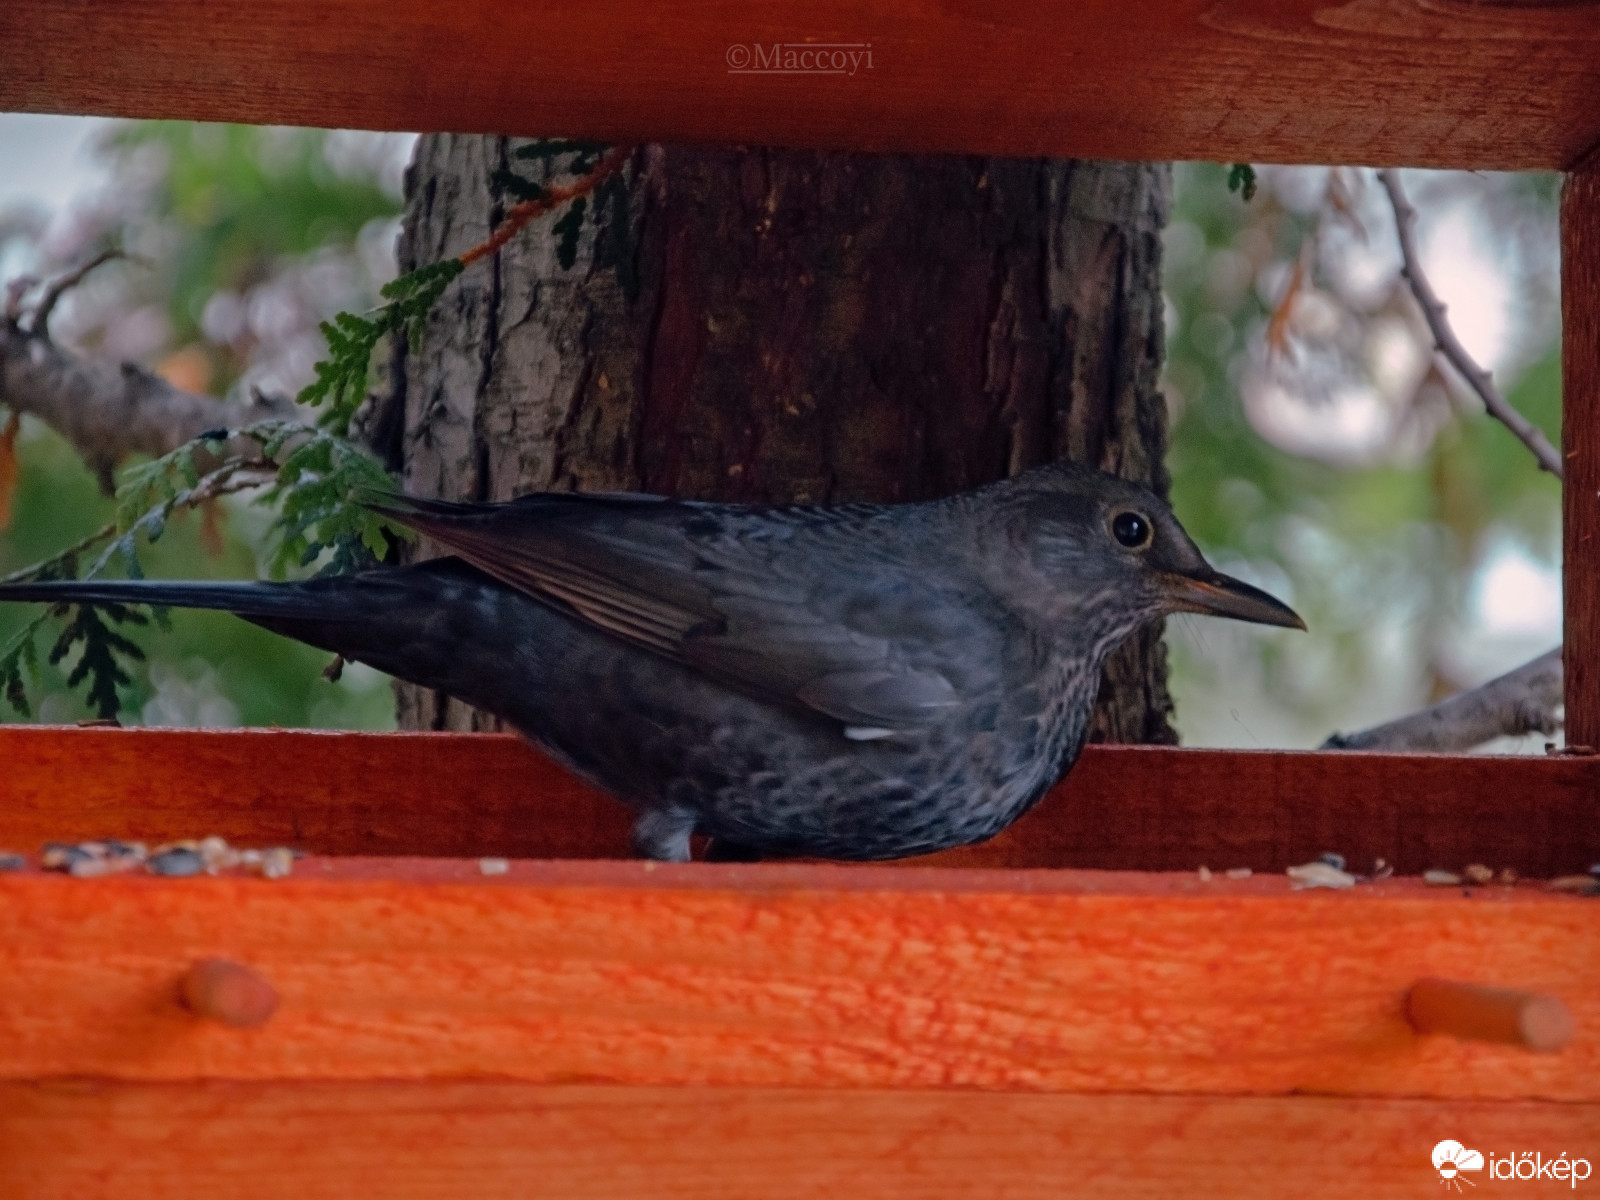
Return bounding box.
[371,139,1177,744]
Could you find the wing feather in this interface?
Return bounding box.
[372,493,966,730]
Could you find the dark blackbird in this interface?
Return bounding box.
[0,462,1301,861]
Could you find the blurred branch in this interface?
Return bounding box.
[0,258,283,490]
[3,275,38,322]
[1378,168,1564,478]
[1322,647,1563,752]
[29,249,127,339]
[1325,175,1569,754]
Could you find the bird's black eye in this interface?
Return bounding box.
[1111,510,1152,549]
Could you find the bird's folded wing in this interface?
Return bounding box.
[375,494,961,730]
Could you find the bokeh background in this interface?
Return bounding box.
[0,117,1564,746]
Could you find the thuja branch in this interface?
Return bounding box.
[0,523,112,587]
[1378,168,1564,479]
[464,143,633,266]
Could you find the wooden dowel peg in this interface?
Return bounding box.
[1406,977,1574,1053]
[179,959,279,1029]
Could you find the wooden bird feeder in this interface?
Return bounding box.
[1,2,1598,1195]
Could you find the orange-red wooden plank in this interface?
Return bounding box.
[1566,154,1600,750]
[1,0,1598,169]
[1,728,1595,875]
[3,1082,1596,1200]
[1,863,1595,1098]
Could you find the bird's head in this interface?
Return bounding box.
[973,462,1304,639]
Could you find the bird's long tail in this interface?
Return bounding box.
[0,559,591,738]
[0,577,349,619]
[0,560,516,697]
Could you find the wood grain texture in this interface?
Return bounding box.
[1566,156,1600,749]
[0,727,1595,875]
[2,1082,1597,1200]
[1,0,1598,169]
[0,863,1595,1097]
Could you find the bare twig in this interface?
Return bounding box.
[1322,647,1563,752]
[30,250,127,340]
[181,459,278,506]
[1321,176,1567,754]
[1377,169,1564,478]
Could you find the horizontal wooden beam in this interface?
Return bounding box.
[3,1081,1595,1199]
[1,1,1597,168]
[1,862,1595,1096]
[0,728,1594,875]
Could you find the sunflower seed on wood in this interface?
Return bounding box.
[41,843,91,873]
[1424,869,1462,886]
[1548,875,1600,895]
[1462,863,1494,885]
[147,847,205,877]
[259,848,294,880]
[67,857,120,879]
[86,839,145,859]
[0,852,25,872]
[1287,861,1357,890]
[1225,867,1252,880]
[199,836,240,873]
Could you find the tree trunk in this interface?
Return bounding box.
[375,140,1176,744]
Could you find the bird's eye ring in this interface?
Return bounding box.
[1110,510,1153,550]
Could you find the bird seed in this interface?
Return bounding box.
[1286,861,1356,890]
[1548,875,1600,896]
[147,847,205,877]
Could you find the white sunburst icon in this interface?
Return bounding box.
[1433,1141,1485,1190]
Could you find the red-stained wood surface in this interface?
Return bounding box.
[2,1,1598,170]
[1566,154,1600,750]
[3,1082,1596,1200]
[1,862,1595,1098]
[0,727,1595,875]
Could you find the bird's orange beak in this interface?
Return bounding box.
[1162,571,1305,630]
